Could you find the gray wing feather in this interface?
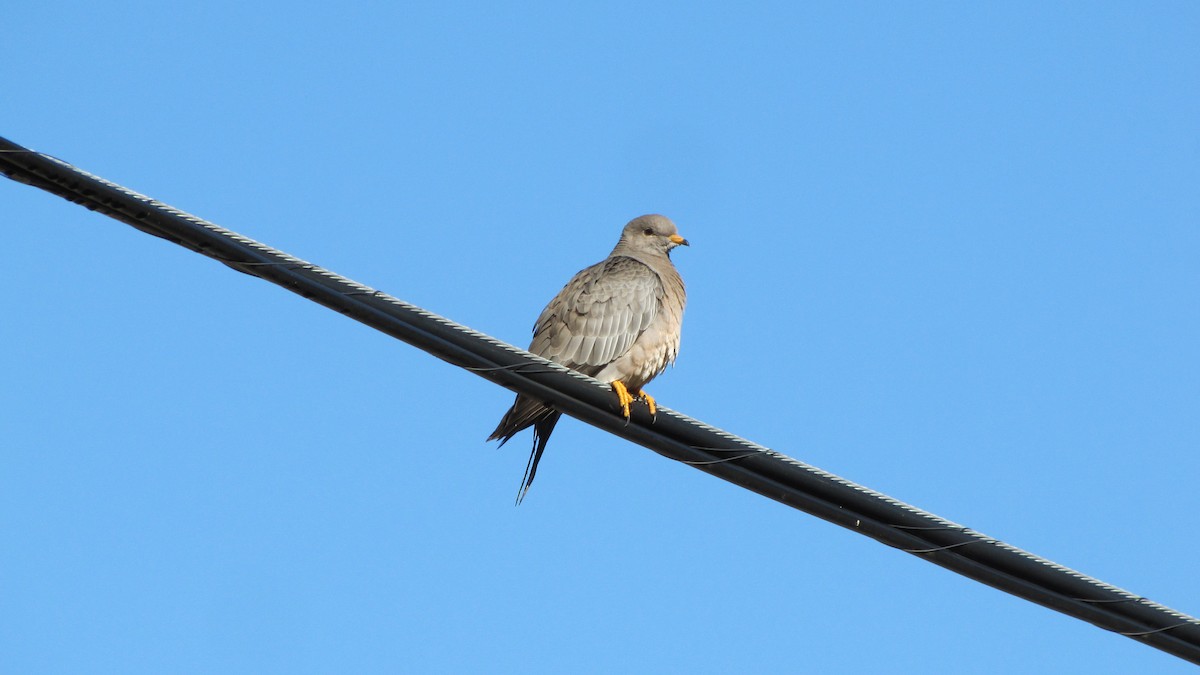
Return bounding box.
[530,256,663,370]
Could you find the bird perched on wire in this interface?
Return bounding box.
[488,214,689,503]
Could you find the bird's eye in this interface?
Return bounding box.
[643,228,654,236]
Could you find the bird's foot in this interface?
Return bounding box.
[610,382,658,420]
[637,389,657,418]
[611,381,635,419]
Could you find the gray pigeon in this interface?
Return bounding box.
[489,214,689,503]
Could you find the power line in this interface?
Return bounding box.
[2,135,1198,665]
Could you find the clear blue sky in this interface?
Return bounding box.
[3,3,1197,673]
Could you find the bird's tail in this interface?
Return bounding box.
[488,395,561,504]
[516,412,561,505]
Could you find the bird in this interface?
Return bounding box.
[488,214,689,504]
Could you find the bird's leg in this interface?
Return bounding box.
[636,389,657,418]
[611,380,635,419]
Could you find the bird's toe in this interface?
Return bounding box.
[611,381,635,419]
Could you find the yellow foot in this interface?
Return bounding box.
[611,381,635,419]
[610,382,658,419]
[637,390,657,417]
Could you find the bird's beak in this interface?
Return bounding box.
[669,234,689,246]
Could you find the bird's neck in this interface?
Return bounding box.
[609,242,672,266]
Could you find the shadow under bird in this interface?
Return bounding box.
[488,214,689,503]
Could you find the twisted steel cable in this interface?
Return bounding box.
[3,136,1197,665]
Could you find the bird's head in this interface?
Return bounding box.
[618,214,689,257]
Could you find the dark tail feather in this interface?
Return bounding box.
[488,395,550,446]
[516,412,561,505]
[488,394,561,504]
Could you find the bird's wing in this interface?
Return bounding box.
[530,256,663,370]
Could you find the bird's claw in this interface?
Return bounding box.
[610,382,657,421]
[611,381,635,419]
[639,390,657,418]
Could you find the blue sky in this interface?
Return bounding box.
[3,3,1198,673]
